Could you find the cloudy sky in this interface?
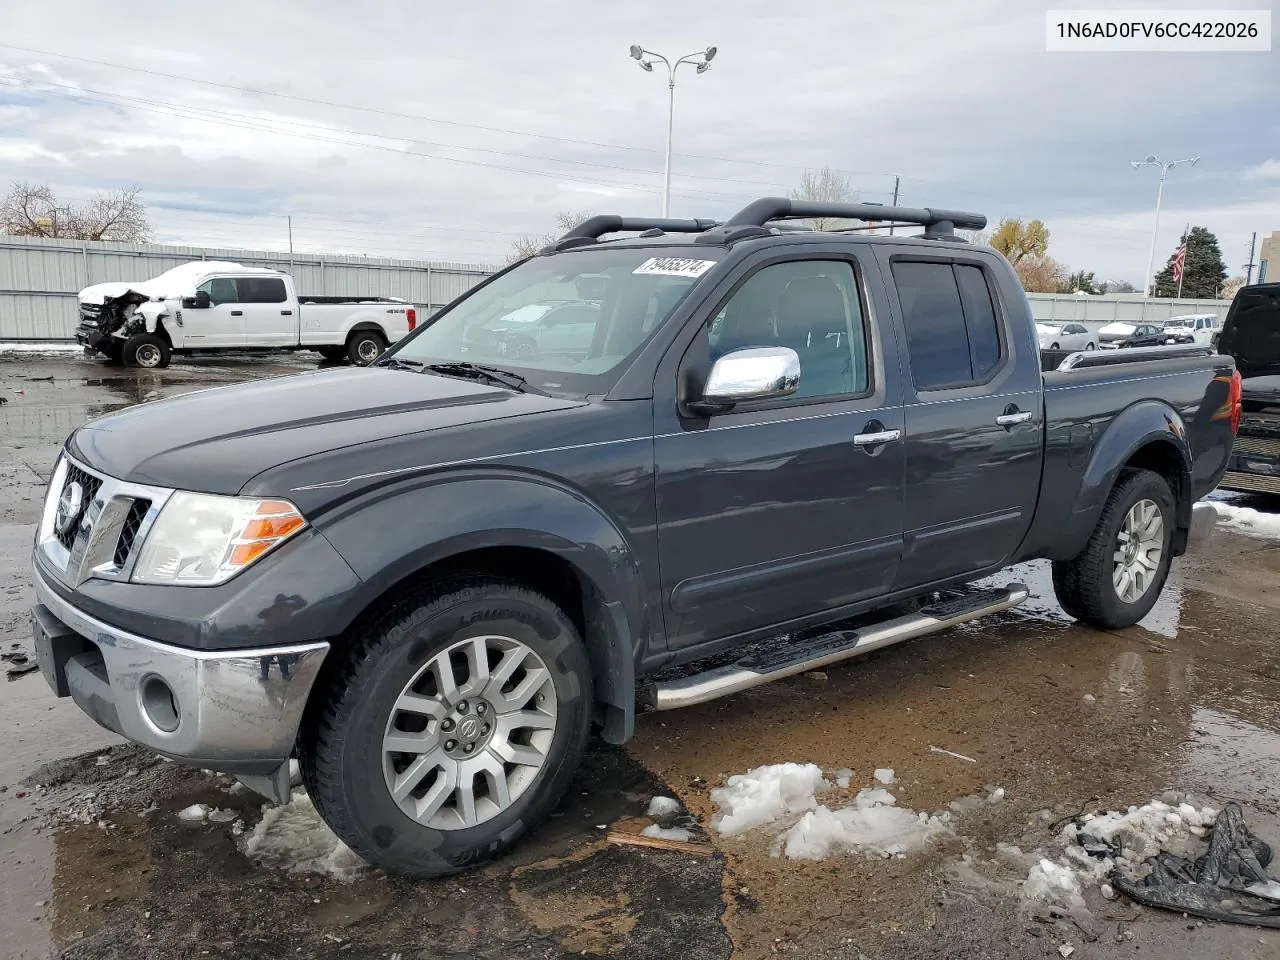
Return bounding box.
[1,0,1276,284]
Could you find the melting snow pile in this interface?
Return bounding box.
[1213,503,1280,540]
[243,790,365,881]
[647,795,682,818]
[780,787,949,861]
[1024,858,1087,913]
[710,763,829,837]
[710,763,951,861]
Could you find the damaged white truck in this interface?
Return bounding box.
[75,261,418,368]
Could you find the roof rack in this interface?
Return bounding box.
[696,197,986,244]
[546,215,721,252]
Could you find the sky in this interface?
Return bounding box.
[0,0,1277,284]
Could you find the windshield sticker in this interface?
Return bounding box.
[632,257,717,278]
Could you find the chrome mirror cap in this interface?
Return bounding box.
[703,346,801,405]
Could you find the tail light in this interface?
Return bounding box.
[1229,370,1243,435]
[407,307,417,332]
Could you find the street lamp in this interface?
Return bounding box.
[1131,154,1199,297]
[628,44,718,217]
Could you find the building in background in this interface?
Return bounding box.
[1259,230,1277,283]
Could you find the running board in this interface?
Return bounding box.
[642,583,1028,711]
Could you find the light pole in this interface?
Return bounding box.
[1131,154,1198,297]
[628,44,717,217]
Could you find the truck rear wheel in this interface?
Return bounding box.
[1051,468,1175,629]
[299,577,593,877]
[346,329,386,365]
[122,333,171,369]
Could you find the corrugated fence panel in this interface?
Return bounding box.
[0,235,498,340]
[1025,293,1231,325]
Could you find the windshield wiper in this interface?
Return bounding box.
[422,361,532,393]
[375,356,425,371]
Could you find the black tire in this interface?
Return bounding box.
[121,333,170,369]
[102,340,124,364]
[299,577,593,878]
[317,346,346,362]
[1052,468,1175,629]
[346,329,387,366]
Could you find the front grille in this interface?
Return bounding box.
[1233,435,1280,457]
[55,464,103,550]
[113,499,151,567]
[1220,471,1280,494]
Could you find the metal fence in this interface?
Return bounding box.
[0,235,499,340]
[1025,292,1231,325]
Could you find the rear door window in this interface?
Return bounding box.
[236,277,288,303]
[891,260,1005,390]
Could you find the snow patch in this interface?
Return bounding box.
[647,796,681,818]
[1024,858,1086,913]
[873,768,895,785]
[177,803,209,822]
[1061,799,1216,875]
[243,790,365,881]
[834,767,853,789]
[0,342,82,353]
[1213,503,1280,540]
[778,788,949,861]
[641,824,693,842]
[710,763,827,837]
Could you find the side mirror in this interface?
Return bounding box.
[192,291,211,309]
[691,346,800,415]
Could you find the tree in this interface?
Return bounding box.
[1057,270,1101,295]
[1099,279,1137,294]
[1014,256,1066,293]
[507,209,593,264]
[989,218,1050,264]
[1152,226,1227,299]
[1220,275,1247,301]
[789,167,858,231]
[0,180,151,242]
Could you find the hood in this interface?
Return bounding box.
[77,260,254,305]
[1218,283,1280,380]
[67,367,583,494]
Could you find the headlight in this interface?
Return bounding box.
[132,492,306,586]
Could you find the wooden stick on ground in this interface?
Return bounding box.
[606,831,714,857]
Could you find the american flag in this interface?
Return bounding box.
[1173,237,1187,284]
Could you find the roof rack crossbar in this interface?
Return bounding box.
[558,215,721,242]
[724,197,986,234]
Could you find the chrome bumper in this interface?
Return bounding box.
[32,567,328,776]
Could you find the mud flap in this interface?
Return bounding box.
[237,763,292,805]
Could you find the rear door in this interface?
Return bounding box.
[653,247,906,650]
[237,277,295,346]
[190,276,245,346]
[876,250,1044,588]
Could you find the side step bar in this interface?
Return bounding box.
[642,583,1028,711]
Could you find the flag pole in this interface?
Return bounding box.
[1175,223,1189,299]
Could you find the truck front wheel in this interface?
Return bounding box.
[346,329,386,365]
[299,577,593,877]
[122,333,171,369]
[1051,468,1175,629]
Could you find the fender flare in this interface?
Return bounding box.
[1056,400,1192,560]
[313,470,650,743]
[345,320,388,342]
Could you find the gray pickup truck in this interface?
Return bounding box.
[30,198,1239,877]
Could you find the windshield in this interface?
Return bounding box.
[389,248,719,396]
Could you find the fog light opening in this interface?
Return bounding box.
[140,675,180,733]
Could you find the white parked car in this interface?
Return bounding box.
[1162,313,1220,344]
[1036,321,1096,352]
[75,261,417,368]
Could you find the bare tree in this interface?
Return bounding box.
[1014,255,1066,294]
[1220,275,1247,301]
[0,181,152,242]
[789,167,859,231]
[507,209,594,264]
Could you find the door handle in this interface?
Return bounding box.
[996,411,1033,426]
[853,429,902,447]
[230,310,244,316]
[281,310,293,315]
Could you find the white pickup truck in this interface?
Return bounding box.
[75,261,417,368]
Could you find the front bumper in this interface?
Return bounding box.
[32,566,328,777]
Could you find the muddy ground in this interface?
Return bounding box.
[3,349,1280,960]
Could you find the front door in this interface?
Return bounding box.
[877,251,1044,588]
[654,252,906,651]
[190,276,245,346]
[237,276,295,346]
